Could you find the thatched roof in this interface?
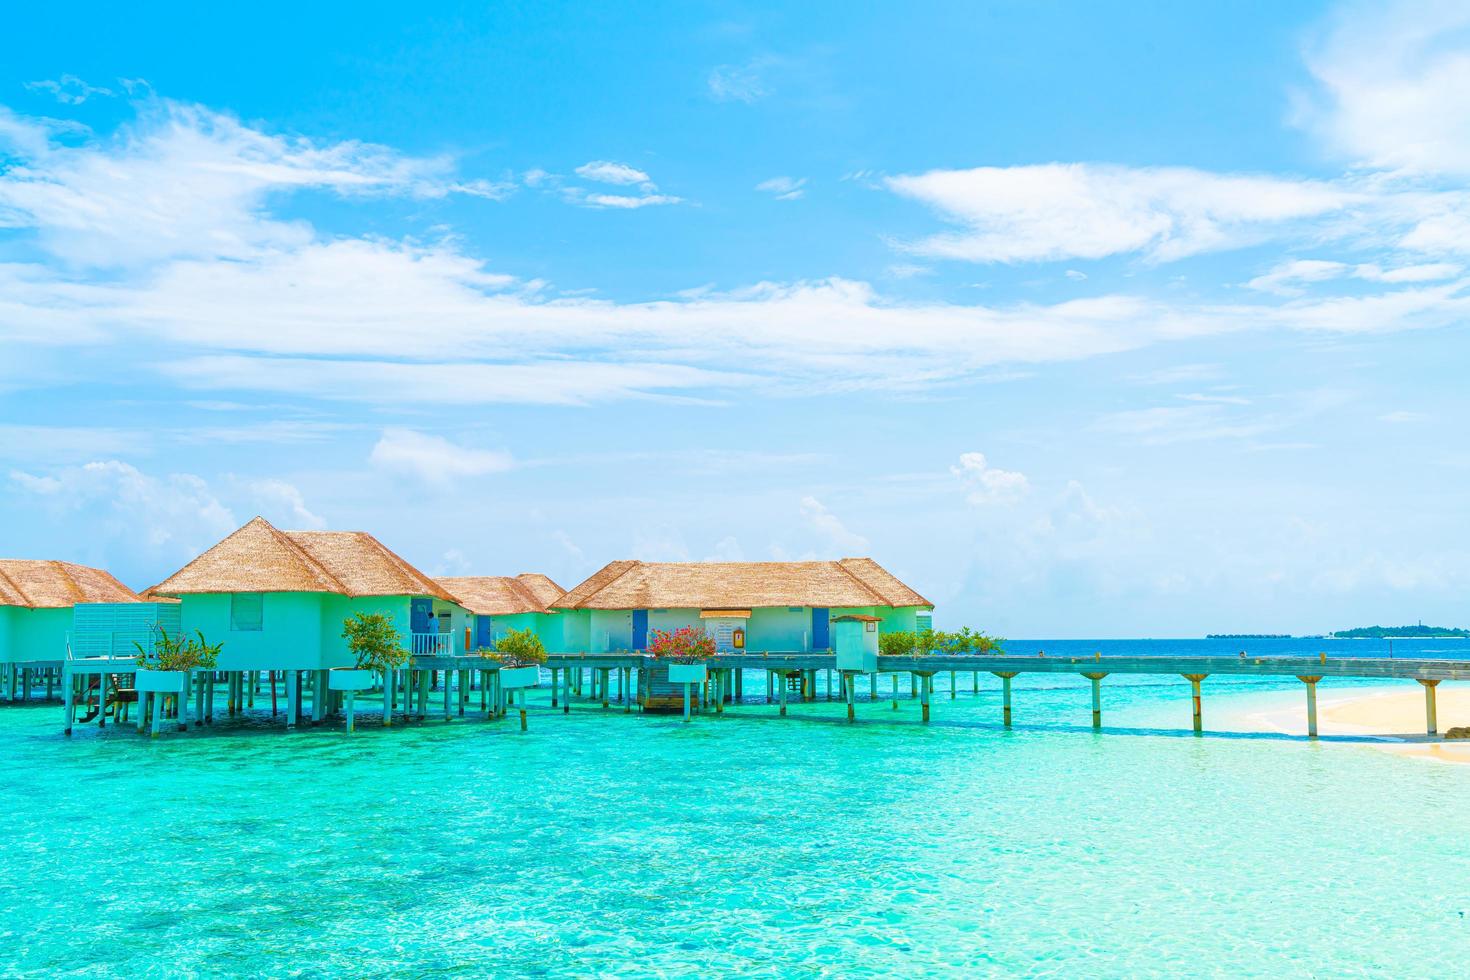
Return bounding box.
[554,559,931,610]
[150,517,454,600]
[0,560,142,609]
[514,573,566,608]
[437,574,565,616]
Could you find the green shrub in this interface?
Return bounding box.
[879,630,917,657]
[342,612,407,672]
[134,626,221,672]
[483,627,547,667]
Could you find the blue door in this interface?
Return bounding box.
[410,597,433,634]
[812,607,830,651]
[632,609,649,651]
[474,615,494,650]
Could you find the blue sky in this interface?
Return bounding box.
[3,0,1469,637]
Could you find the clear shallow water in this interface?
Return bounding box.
[5,639,1470,977]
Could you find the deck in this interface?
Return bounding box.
[44,649,1469,738]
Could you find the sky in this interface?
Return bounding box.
[2,0,1469,637]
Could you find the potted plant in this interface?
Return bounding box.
[479,628,546,690]
[133,626,221,693]
[338,612,407,691]
[649,627,716,685]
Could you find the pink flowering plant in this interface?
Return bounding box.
[647,626,717,664]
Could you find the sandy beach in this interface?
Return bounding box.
[1227,684,1470,765]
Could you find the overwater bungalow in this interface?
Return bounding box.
[0,559,149,700]
[436,574,567,651]
[551,558,933,653]
[148,516,471,675]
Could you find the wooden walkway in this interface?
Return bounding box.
[48,650,1470,739]
[546,651,1470,735]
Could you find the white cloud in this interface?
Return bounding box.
[249,478,325,529]
[1300,1,1470,174]
[1247,258,1461,294]
[577,191,681,209]
[756,176,806,200]
[632,526,690,561]
[5,99,1470,412]
[368,428,515,484]
[0,99,505,269]
[1378,410,1429,423]
[950,452,1030,505]
[1092,404,1279,445]
[166,356,745,406]
[9,460,236,556]
[886,163,1353,263]
[799,496,868,552]
[575,160,652,186]
[0,425,153,464]
[708,62,769,103]
[25,75,115,105]
[1246,259,1351,295]
[705,535,745,561]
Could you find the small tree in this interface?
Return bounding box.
[134,625,221,672]
[480,627,547,668]
[342,612,407,672]
[879,630,917,657]
[647,626,717,663]
[927,627,1005,655]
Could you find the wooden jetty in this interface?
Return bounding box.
[54,649,1470,739]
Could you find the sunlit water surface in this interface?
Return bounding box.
[4,638,1469,977]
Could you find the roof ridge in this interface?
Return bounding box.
[831,558,891,606]
[338,532,452,600]
[152,516,347,596]
[504,577,547,612]
[555,559,640,609]
[0,563,28,606]
[51,560,86,604]
[259,521,350,593]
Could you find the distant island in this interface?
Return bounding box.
[1207,633,1291,639]
[1330,625,1470,639]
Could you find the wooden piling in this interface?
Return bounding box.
[1418,679,1440,735]
[1183,674,1208,733]
[993,671,1017,726]
[1297,675,1322,738]
[1082,672,1107,729]
[285,671,298,729]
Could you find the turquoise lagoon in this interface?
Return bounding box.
[4,638,1470,977]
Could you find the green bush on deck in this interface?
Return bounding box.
[481,627,548,668]
[342,612,408,672]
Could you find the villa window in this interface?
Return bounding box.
[230,593,264,631]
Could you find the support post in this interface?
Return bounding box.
[1297,675,1322,738]
[63,670,75,735]
[950,669,956,699]
[683,681,692,722]
[285,671,298,730]
[994,671,1017,726]
[346,689,356,733]
[1082,672,1107,729]
[846,672,856,722]
[920,673,931,723]
[1183,674,1208,734]
[779,672,788,716]
[1419,679,1440,735]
